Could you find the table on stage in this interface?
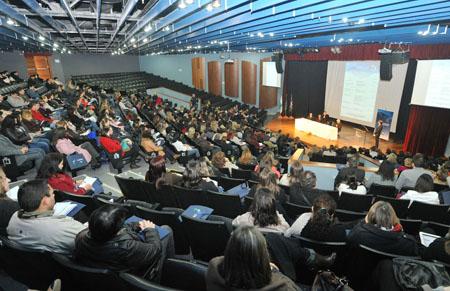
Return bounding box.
[295,118,338,140]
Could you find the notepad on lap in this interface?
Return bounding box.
[419,232,441,247]
[182,205,213,220]
[53,202,77,216]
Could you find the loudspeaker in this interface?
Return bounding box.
[271,53,284,74]
[380,55,393,81]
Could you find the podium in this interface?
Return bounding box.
[354,128,370,147]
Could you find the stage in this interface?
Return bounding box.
[266,117,403,152]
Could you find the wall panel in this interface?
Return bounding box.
[242,61,257,104]
[224,61,239,97]
[207,61,222,96]
[259,57,278,109]
[192,57,205,90]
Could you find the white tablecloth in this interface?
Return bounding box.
[295,118,338,140]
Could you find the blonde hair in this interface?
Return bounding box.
[366,201,399,229]
[212,151,227,169]
[238,148,255,165]
[21,110,33,121]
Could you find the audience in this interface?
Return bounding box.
[233,188,289,234]
[206,225,300,290]
[99,126,140,169]
[395,153,433,190]
[334,155,365,188]
[145,156,182,189]
[279,160,303,186]
[238,147,257,166]
[249,167,288,206]
[337,175,367,195]
[400,174,440,205]
[180,160,218,192]
[348,201,420,256]
[74,205,174,281]
[7,179,86,254]
[365,160,397,189]
[289,171,325,206]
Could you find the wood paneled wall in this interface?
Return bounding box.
[241,61,257,105]
[25,54,52,80]
[191,57,205,90]
[259,57,278,109]
[207,61,222,96]
[224,61,239,97]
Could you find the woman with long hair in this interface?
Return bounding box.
[238,147,257,165]
[279,160,303,186]
[145,156,181,189]
[348,201,419,256]
[206,225,299,290]
[289,171,326,206]
[36,153,92,195]
[233,188,289,234]
[366,160,397,189]
[254,151,281,179]
[400,174,440,205]
[181,160,218,192]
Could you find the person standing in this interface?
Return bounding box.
[373,120,383,148]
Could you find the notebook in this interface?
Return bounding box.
[419,232,441,247]
[53,201,85,217]
[181,205,213,220]
[227,183,250,198]
[125,216,170,239]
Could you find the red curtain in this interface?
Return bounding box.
[403,105,450,156]
[284,44,450,61]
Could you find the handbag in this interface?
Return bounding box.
[66,153,88,171]
[392,258,450,290]
[312,270,354,291]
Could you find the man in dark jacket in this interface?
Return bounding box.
[74,205,174,281]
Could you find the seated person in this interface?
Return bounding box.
[400,174,439,205]
[334,155,365,188]
[422,228,450,264]
[0,133,45,170]
[99,126,140,169]
[145,156,182,189]
[7,179,86,254]
[141,130,164,156]
[74,205,174,281]
[248,167,288,205]
[206,225,299,291]
[211,151,238,174]
[279,160,303,186]
[289,170,326,206]
[53,127,101,169]
[7,91,28,108]
[395,153,433,191]
[179,160,218,192]
[254,151,281,179]
[238,147,257,166]
[30,101,53,123]
[397,157,413,175]
[365,160,397,189]
[337,175,367,195]
[347,201,420,256]
[233,188,289,234]
[0,167,19,235]
[287,194,352,241]
[37,153,93,195]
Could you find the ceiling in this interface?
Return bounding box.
[0,0,449,55]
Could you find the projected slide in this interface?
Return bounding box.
[262,62,282,87]
[412,60,450,109]
[340,62,380,122]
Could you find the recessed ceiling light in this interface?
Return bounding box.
[143,38,148,43]
[6,18,14,25]
[130,38,136,43]
[144,25,152,32]
[133,44,137,48]
[53,43,59,48]
[186,0,194,4]
[212,0,220,8]
[22,36,28,40]
[39,35,45,41]
[178,0,186,9]
[206,4,213,11]
[342,17,348,23]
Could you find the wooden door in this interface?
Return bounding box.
[241,61,257,105]
[208,61,222,96]
[224,61,239,97]
[259,57,278,109]
[25,53,52,80]
[192,57,205,90]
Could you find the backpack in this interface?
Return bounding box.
[392,258,450,290]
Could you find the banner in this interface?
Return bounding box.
[375,109,393,141]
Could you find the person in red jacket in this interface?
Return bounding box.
[30,101,54,123]
[99,126,140,169]
[36,153,92,195]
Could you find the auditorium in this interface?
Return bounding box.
[1,0,450,290]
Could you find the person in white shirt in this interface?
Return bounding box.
[400,174,440,205]
[337,175,367,195]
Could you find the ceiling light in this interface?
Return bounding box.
[68,50,71,54]
[144,25,152,32]
[358,19,365,24]
[53,43,59,48]
[338,38,344,43]
[269,32,274,37]
[22,36,28,40]
[133,44,137,48]
[39,35,45,41]
[40,43,44,47]
[178,0,186,9]
[186,0,194,3]
[342,17,348,23]
[212,0,220,8]
[130,37,136,43]
[6,18,14,25]
[206,4,213,11]
[143,38,148,43]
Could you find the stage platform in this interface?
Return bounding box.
[266,117,402,153]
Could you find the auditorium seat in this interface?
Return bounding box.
[180,214,231,262]
[218,176,246,191]
[283,202,311,221]
[338,193,374,212]
[407,201,450,224]
[374,196,410,218]
[115,176,152,203]
[120,272,176,291]
[205,190,243,218]
[160,258,208,291]
[231,168,253,180]
[0,236,61,290]
[172,185,208,209]
[54,190,98,217]
[426,221,450,237]
[368,184,398,198]
[399,218,422,237]
[335,209,366,222]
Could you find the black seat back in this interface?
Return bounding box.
[156,184,179,208]
[231,168,252,180]
[54,190,98,216]
[338,193,373,212]
[368,184,397,198]
[374,195,410,218]
[172,185,207,209]
[115,176,150,203]
[218,176,246,191]
[283,202,311,221]
[296,235,347,256]
[120,272,177,291]
[52,253,126,291]
[0,236,60,290]
[161,258,208,291]
[134,206,190,255]
[181,215,231,262]
[400,219,422,237]
[205,190,243,218]
[236,163,255,171]
[426,221,450,237]
[335,209,366,222]
[408,201,450,224]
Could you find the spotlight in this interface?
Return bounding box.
[144,25,152,32]
[53,43,59,48]
[212,0,220,8]
[178,0,186,9]
[130,37,136,43]
[143,38,148,43]
[206,4,213,11]
[39,35,45,41]
[22,36,28,40]
[6,18,14,25]
[186,0,194,3]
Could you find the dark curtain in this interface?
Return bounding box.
[284,61,328,118]
[403,105,450,156]
[395,60,417,141]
